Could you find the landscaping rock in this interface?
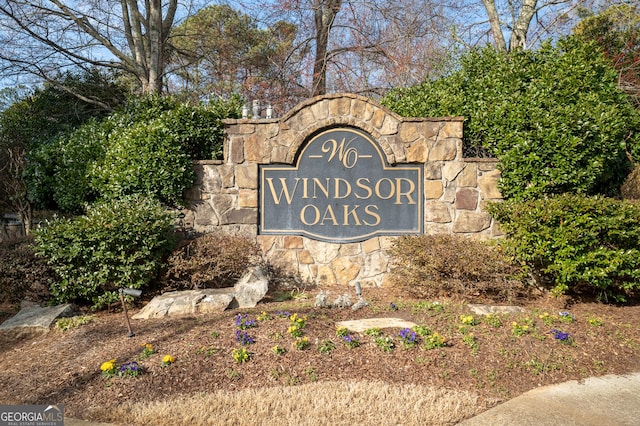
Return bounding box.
[0,301,80,339]
[131,289,236,319]
[336,318,418,333]
[468,304,527,315]
[229,266,269,309]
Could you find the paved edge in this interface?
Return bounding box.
[458,372,640,426]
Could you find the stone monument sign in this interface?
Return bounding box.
[261,127,422,242]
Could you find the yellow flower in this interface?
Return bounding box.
[143,343,153,350]
[100,359,116,371]
[162,354,175,365]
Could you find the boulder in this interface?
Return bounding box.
[0,301,80,339]
[229,266,269,309]
[131,288,236,320]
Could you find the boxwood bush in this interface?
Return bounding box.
[33,195,176,308]
[487,194,640,301]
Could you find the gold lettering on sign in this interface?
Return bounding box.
[322,137,359,168]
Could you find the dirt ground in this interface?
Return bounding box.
[0,286,639,424]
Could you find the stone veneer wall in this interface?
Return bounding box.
[183,93,503,288]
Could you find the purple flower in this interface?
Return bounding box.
[119,361,139,372]
[551,329,570,341]
[399,328,417,343]
[235,314,256,329]
[390,303,398,311]
[342,335,356,343]
[235,329,255,345]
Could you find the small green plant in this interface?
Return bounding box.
[161,355,175,366]
[55,315,95,332]
[232,347,251,363]
[412,325,432,337]
[306,367,318,382]
[398,328,418,349]
[196,346,220,357]
[587,316,604,327]
[365,327,383,337]
[100,359,118,379]
[558,312,575,323]
[335,326,349,337]
[462,333,479,355]
[210,331,220,338]
[257,311,273,321]
[140,343,156,359]
[270,331,285,340]
[460,315,477,326]
[423,332,446,350]
[484,314,503,328]
[318,339,336,355]
[272,345,286,355]
[538,312,555,326]
[287,313,306,338]
[293,336,310,350]
[511,318,534,337]
[119,361,142,377]
[374,336,395,352]
[342,334,360,349]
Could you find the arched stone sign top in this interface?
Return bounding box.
[279,94,404,165]
[260,126,423,243]
[188,93,503,287]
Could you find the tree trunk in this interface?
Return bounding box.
[312,0,342,96]
[510,0,538,51]
[481,0,507,52]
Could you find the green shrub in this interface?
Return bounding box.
[51,119,110,213]
[90,120,196,207]
[382,36,640,200]
[25,95,241,212]
[159,96,242,160]
[33,195,176,308]
[388,234,525,301]
[487,194,640,301]
[163,233,262,289]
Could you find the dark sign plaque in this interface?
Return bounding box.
[260,127,423,243]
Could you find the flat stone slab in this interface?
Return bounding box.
[468,304,527,315]
[0,302,80,339]
[132,289,236,320]
[336,318,418,333]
